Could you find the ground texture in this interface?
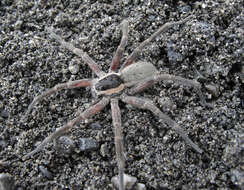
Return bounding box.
[0,0,243,189]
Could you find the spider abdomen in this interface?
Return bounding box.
[120,61,158,83]
[95,73,124,92]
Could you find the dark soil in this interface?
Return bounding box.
[0,0,243,190]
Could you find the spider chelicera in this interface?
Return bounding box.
[23,16,205,190]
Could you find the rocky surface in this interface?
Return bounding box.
[0,0,243,189]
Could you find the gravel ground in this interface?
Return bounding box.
[0,0,243,190]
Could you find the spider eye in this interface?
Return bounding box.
[95,74,124,91]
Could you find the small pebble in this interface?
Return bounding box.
[90,122,102,130]
[166,43,184,63]
[178,5,191,13]
[0,109,9,118]
[100,143,109,157]
[167,50,184,63]
[68,63,79,74]
[230,169,244,188]
[159,97,175,111]
[205,84,219,98]
[135,183,146,190]
[78,138,98,152]
[111,173,137,190]
[54,136,75,155]
[0,139,7,148]
[39,165,53,179]
[0,173,15,190]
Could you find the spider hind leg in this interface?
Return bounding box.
[120,94,203,154]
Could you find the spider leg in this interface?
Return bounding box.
[22,79,92,121]
[129,74,201,94]
[128,73,211,108]
[111,98,125,190]
[121,94,203,154]
[120,15,193,70]
[110,20,129,72]
[46,27,105,77]
[22,97,109,160]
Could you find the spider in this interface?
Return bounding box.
[22,15,205,190]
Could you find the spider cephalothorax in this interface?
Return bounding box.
[93,73,125,96]
[22,16,207,190]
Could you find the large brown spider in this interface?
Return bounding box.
[23,16,205,190]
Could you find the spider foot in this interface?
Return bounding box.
[111,173,146,190]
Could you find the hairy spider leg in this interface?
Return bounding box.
[109,20,129,72]
[120,94,203,154]
[128,74,212,107]
[129,74,201,94]
[22,79,92,120]
[120,15,193,71]
[23,97,110,160]
[111,98,126,190]
[46,27,105,77]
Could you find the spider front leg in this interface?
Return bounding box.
[46,27,105,77]
[120,15,193,70]
[111,98,126,190]
[22,79,92,121]
[110,20,129,72]
[22,97,109,160]
[121,94,203,154]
